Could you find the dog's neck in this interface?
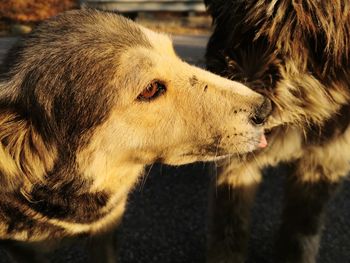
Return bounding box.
[6,156,146,238]
[0,109,151,239]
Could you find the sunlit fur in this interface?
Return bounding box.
[205,0,350,262]
[0,9,269,243]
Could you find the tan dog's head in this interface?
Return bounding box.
[76,12,271,165]
[0,10,270,191]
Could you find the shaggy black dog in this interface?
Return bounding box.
[205,1,350,263]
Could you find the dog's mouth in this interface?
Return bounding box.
[257,133,268,148]
[189,133,269,159]
[163,131,270,165]
[263,128,274,143]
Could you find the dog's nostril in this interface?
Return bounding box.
[250,98,272,126]
[250,115,266,125]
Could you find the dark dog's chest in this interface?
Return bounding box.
[306,104,350,145]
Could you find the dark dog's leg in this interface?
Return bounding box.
[207,163,261,263]
[276,161,343,263]
[87,230,117,263]
[0,240,50,263]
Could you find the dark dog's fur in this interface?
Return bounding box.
[205,1,350,262]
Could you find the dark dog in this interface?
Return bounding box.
[205,1,350,262]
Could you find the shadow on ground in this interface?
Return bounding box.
[1,163,349,263]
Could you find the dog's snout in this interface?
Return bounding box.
[250,98,272,126]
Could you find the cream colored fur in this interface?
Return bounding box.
[0,11,269,242]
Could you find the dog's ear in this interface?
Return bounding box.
[0,110,57,192]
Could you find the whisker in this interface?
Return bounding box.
[230,143,261,186]
[213,136,222,196]
[250,151,263,171]
[139,163,154,192]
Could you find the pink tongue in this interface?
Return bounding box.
[258,134,268,148]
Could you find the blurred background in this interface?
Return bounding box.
[0,0,211,36]
[0,1,349,263]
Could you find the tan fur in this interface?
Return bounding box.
[0,10,271,243]
[297,127,350,183]
[0,110,57,192]
[267,62,350,129]
[73,30,267,234]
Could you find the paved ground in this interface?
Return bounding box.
[0,35,349,263]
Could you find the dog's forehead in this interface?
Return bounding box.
[139,26,175,56]
[27,9,153,56]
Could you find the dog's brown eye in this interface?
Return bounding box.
[137,81,166,101]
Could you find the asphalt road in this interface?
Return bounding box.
[0,35,349,263]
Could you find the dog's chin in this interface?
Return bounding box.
[163,150,253,166]
[162,135,270,165]
[162,155,203,166]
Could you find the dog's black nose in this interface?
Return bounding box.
[250,98,272,125]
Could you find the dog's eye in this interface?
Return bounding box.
[137,81,166,101]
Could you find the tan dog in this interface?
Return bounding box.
[0,9,270,261]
